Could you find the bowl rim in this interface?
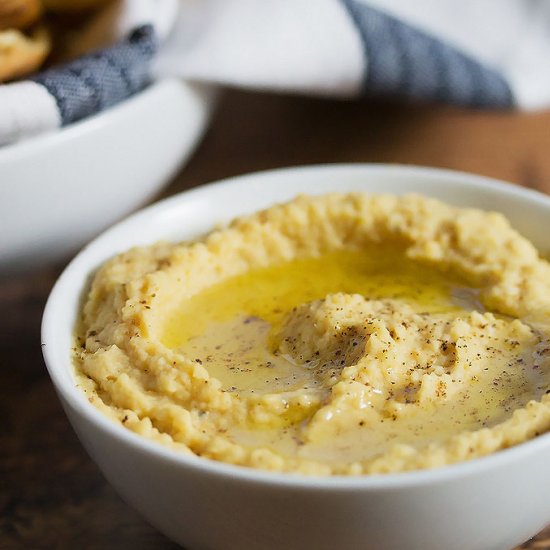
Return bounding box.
[42,162,550,490]
[0,78,190,163]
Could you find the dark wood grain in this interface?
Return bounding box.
[2,89,550,549]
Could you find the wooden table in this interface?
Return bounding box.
[3,90,550,549]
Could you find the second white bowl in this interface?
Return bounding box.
[0,79,215,275]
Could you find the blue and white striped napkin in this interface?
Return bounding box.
[2,0,549,146]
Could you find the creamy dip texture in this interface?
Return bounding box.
[74,193,550,475]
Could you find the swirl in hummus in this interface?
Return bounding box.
[74,193,550,475]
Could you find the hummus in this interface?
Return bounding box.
[74,193,550,475]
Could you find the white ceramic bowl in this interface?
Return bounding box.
[0,79,214,275]
[42,165,550,550]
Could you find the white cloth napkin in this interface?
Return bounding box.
[2,0,550,146]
